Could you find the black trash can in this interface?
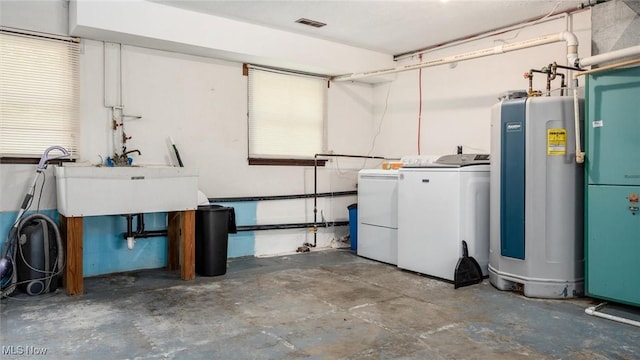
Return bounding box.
[195,205,236,276]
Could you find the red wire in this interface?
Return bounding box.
[417,55,423,155]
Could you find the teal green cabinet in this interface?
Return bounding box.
[586,65,640,306]
[586,185,640,306]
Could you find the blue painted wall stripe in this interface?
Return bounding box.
[212,202,256,258]
[0,201,258,277]
[0,210,59,247]
[82,213,168,277]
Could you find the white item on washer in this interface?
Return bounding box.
[400,154,440,168]
[357,169,398,265]
[397,160,490,281]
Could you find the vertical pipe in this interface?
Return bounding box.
[546,71,552,96]
[119,43,123,107]
[573,80,584,164]
[136,213,144,233]
[308,153,386,249]
[126,214,134,238]
[311,155,326,249]
[313,155,318,247]
[103,42,108,108]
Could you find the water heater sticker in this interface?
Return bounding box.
[547,128,567,155]
[592,120,604,128]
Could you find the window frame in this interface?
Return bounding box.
[245,64,329,166]
[0,27,80,162]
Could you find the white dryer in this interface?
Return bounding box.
[397,154,490,281]
[357,169,398,265]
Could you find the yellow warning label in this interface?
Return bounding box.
[547,128,567,155]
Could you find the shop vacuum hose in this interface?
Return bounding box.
[0,214,64,297]
[1,146,68,297]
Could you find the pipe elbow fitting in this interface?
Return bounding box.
[560,31,578,47]
[560,31,580,67]
[585,307,595,315]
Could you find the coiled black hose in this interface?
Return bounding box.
[0,213,64,298]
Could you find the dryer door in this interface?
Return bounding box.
[357,172,398,229]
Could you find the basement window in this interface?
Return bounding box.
[0,28,80,162]
[246,65,327,166]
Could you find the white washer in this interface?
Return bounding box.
[397,154,490,281]
[357,169,398,265]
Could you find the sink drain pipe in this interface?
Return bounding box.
[123,213,168,250]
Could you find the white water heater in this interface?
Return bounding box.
[489,95,584,298]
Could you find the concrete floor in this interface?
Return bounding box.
[1,249,639,359]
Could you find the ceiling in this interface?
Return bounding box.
[154,0,590,56]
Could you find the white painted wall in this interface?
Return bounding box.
[370,11,592,158]
[0,165,57,212]
[1,2,595,261]
[69,0,394,76]
[0,1,70,213]
[78,39,374,255]
[0,0,69,35]
[1,0,379,259]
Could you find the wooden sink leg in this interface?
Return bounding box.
[168,210,195,280]
[60,214,84,295]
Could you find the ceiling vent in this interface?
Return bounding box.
[295,18,326,28]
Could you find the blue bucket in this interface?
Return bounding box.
[347,203,357,251]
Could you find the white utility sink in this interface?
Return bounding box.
[54,165,199,217]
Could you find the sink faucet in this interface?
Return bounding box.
[109,149,141,166]
[123,149,141,156]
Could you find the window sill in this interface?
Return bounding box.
[0,157,73,166]
[248,158,327,167]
